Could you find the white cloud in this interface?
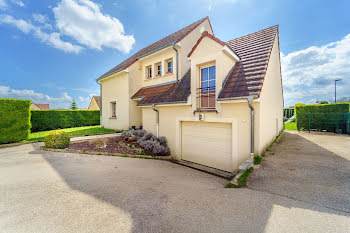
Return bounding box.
[0,14,83,53]
[11,0,24,7]
[32,13,52,29]
[0,86,74,108]
[281,34,350,107]
[78,96,89,102]
[0,0,7,10]
[53,0,135,53]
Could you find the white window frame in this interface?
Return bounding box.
[145,66,152,79]
[110,101,117,118]
[167,60,173,73]
[157,64,162,76]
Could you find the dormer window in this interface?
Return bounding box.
[167,60,173,74]
[145,65,152,79]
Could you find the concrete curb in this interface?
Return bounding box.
[0,132,120,149]
[40,146,172,160]
[0,141,39,148]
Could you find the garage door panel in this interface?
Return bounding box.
[181,121,232,172]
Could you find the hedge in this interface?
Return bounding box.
[31,110,100,132]
[295,103,350,133]
[0,99,31,144]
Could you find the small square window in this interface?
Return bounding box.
[155,62,161,76]
[167,61,173,73]
[145,66,152,79]
[111,102,116,118]
[157,64,162,76]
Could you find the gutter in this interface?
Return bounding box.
[172,43,179,82]
[137,100,188,106]
[152,104,159,137]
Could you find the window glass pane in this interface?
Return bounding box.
[201,67,208,81]
[209,66,216,80]
[168,61,173,72]
[201,81,209,88]
[201,81,208,93]
[209,80,215,88]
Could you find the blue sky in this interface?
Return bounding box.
[0,0,349,108]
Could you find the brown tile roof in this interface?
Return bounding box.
[98,17,209,80]
[93,96,101,109]
[131,70,191,105]
[130,25,279,105]
[34,103,50,110]
[218,25,279,99]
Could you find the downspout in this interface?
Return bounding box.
[172,43,179,82]
[247,96,255,159]
[152,104,159,137]
[96,80,102,127]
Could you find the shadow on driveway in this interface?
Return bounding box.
[14,132,348,232]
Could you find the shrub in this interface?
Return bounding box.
[31,110,100,132]
[121,129,146,141]
[0,99,31,144]
[44,131,70,149]
[122,129,170,156]
[295,103,350,132]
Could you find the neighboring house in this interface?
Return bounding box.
[31,102,50,110]
[88,96,101,110]
[97,17,284,173]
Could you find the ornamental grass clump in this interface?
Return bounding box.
[44,131,70,149]
[121,129,170,156]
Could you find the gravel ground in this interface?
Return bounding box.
[249,130,350,213]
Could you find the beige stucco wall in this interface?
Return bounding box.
[127,64,143,128]
[138,47,178,87]
[141,100,260,171]
[258,34,284,153]
[189,36,236,111]
[100,72,130,130]
[179,19,214,78]
[88,98,100,110]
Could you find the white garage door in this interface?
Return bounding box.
[181,121,232,172]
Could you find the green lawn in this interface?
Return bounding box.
[25,126,119,142]
[284,122,297,130]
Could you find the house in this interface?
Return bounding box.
[88,96,101,110]
[31,102,50,110]
[97,17,284,173]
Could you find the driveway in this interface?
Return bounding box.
[0,138,350,233]
[249,131,350,213]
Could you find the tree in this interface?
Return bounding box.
[319,101,329,104]
[70,99,77,110]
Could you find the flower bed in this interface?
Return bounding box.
[68,136,136,154]
[40,136,172,160]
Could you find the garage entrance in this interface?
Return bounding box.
[181,121,232,172]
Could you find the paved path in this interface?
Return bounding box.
[0,133,349,233]
[71,132,122,142]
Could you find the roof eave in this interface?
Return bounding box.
[97,68,129,82]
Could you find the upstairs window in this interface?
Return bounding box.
[156,63,162,76]
[145,65,152,79]
[199,66,216,109]
[167,60,173,74]
[110,101,117,118]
